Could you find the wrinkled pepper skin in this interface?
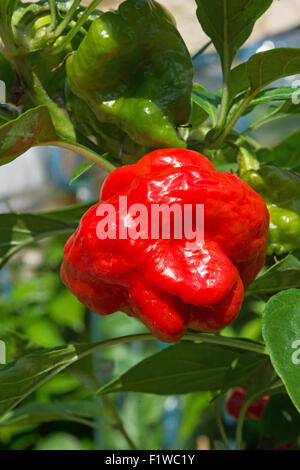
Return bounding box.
[66,0,193,149]
[61,149,269,342]
[226,385,297,450]
[242,166,300,255]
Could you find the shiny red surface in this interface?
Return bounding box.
[61,149,269,342]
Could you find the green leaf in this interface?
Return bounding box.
[41,201,94,223]
[244,101,300,134]
[247,252,300,295]
[0,104,19,125]
[229,49,300,108]
[0,202,92,268]
[69,162,95,185]
[228,62,249,104]
[221,351,270,395]
[0,401,104,429]
[0,105,114,172]
[0,345,78,416]
[243,86,297,115]
[261,394,300,447]
[246,358,281,398]
[31,72,76,143]
[191,83,220,127]
[96,343,265,396]
[272,128,300,170]
[263,289,300,412]
[0,106,57,166]
[230,86,299,115]
[248,48,300,94]
[231,85,300,135]
[0,340,106,417]
[248,99,300,135]
[195,0,272,69]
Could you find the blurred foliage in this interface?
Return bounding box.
[0,236,212,450]
[1,234,297,450]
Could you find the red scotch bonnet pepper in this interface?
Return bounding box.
[226,385,269,421]
[61,149,269,342]
[226,385,297,450]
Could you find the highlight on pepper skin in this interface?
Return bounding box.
[61,148,270,343]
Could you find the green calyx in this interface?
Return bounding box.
[11,1,92,52]
[242,165,300,256]
[66,0,193,149]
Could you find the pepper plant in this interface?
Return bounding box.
[0,0,300,451]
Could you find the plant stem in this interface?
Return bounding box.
[45,140,116,173]
[235,383,284,450]
[48,0,57,31]
[217,78,230,131]
[49,0,103,54]
[209,93,253,149]
[76,332,268,360]
[214,0,230,133]
[192,40,212,62]
[235,396,249,450]
[213,394,230,450]
[79,332,266,449]
[101,394,137,450]
[52,0,81,38]
[88,370,138,449]
[243,107,284,135]
[183,332,268,355]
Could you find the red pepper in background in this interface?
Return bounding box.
[61,149,269,342]
[226,385,297,450]
[226,385,269,420]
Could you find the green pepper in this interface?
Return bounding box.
[66,0,193,149]
[242,166,300,255]
[66,87,149,164]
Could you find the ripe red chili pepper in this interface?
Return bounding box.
[226,385,297,450]
[61,149,269,342]
[226,385,269,420]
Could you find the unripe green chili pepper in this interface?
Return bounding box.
[66,87,149,164]
[240,148,300,255]
[66,0,193,149]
